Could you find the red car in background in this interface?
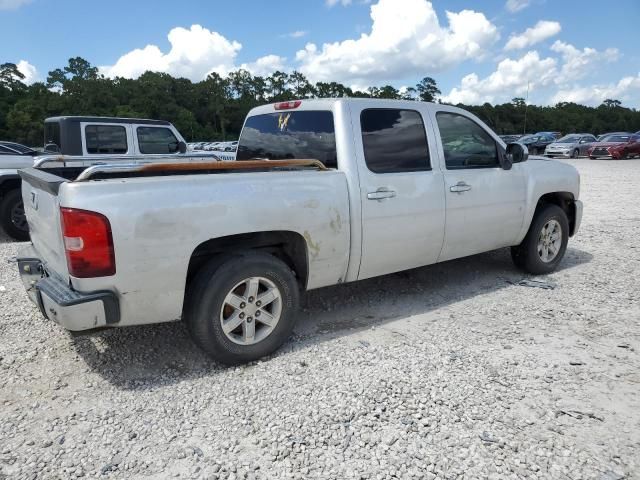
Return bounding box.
[588,133,640,159]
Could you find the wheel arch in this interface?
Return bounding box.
[534,191,578,236]
[0,175,21,199]
[185,231,310,294]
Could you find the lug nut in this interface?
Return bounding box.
[255,311,261,317]
[239,312,245,319]
[255,301,262,307]
[240,302,246,309]
[248,296,255,303]
[247,317,253,323]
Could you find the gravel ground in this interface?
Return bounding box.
[1,159,639,480]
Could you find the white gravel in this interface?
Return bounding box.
[1,159,639,480]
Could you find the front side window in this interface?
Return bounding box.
[236,111,337,168]
[436,112,499,169]
[85,125,127,154]
[137,127,180,154]
[360,109,430,173]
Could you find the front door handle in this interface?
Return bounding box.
[367,188,396,201]
[449,181,471,193]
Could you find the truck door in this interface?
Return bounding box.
[352,104,446,280]
[430,109,526,262]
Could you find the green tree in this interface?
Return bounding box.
[416,77,441,102]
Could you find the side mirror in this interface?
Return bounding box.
[177,141,187,154]
[504,142,528,169]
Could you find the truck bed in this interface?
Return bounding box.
[19,161,350,329]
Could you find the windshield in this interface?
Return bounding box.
[601,134,630,143]
[236,111,337,168]
[556,135,581,143]
[519,135,538,143]
[0,142,35,154]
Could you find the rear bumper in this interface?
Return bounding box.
[17,246,120,331]
[572,200,583,236]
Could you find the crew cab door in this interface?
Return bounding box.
[431,109,526,261]
[352,104,445,280]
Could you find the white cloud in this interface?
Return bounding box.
[505,0,530,13]
[240,55,287,76]
[550,40,619,84]
[297,0,499,85]
[282,30,308,39]
[504,20,561,50]
[550,74,640,107]
[326,0,352,6]
[100,25,242,81]
[16,60,38,84]
[0,0,31,10]
[441,51,557,104]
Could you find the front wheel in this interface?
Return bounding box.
[185,252,300,364]
[570,149,579,158]
[511,204,569,275]
[0,189,30,241]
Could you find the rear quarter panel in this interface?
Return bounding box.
[58,170,350,327]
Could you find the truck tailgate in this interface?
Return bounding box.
[19,168,69,277]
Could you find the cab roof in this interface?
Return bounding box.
[44,116,171,126]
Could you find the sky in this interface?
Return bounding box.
[1,0,639,107]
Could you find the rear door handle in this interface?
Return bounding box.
[449,182,471,193]
[367,188,396,201]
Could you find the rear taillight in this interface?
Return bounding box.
[274,100,301,110]
[60,207,115,278]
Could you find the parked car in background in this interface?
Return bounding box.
[224,141,238,152]
[544,134,597,158]
[518,133,556,155]
[597,132,629,141]
[587,133,639,159]
[499,134,522,143]
[16,98,582,364]
[0,142,41,238]
[536,131,562,140]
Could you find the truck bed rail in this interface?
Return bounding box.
[74,159,328,181]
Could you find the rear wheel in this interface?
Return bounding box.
[0,189,29,241]
[511,204,569,275]
[570,149,579,158]
[620,150,629,160]
[185,252,300,364]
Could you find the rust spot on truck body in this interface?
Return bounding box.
[303,230,321,260]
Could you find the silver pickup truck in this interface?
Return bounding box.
[16,99,583,364]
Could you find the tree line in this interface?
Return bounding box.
[1,57,639,146]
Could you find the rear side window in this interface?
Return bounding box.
[85,125,127,154]
[360,109,430,173]
[236,111,337,168]
[44,122,61,151]
[137,127,180,154]
[436,112,498,169]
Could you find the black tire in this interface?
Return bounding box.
[620,150,628,160]
[511,204,569,275]
[185,252,300,365]
[570,149,579,159]
[0,189,29,241]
